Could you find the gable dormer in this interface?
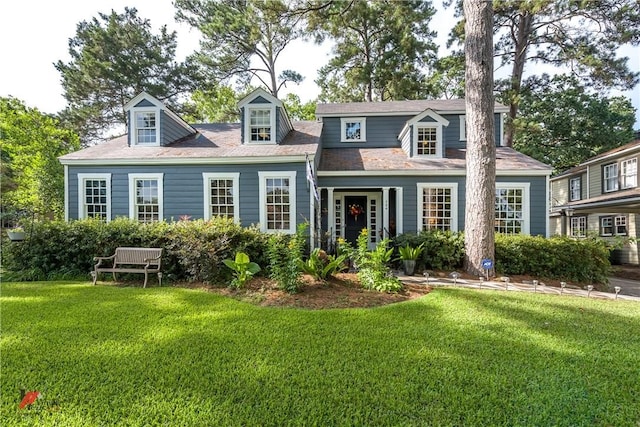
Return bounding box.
[399,109,450,158]
[124,92,195,147]
[238,88,292,145]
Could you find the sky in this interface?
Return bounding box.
[0,0,638,127]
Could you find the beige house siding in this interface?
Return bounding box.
[552,177,569,206]
[589,163,602,198]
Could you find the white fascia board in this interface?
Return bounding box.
[318,169,552,177]
[316,107,509,119]
[59,155,309,166]
[124,91,164,110]
[238,87,283,108]
[581,145,640,167]
[407,109,450,127]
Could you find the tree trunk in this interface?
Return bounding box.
[463,0,495,276]
[505,11,533,147]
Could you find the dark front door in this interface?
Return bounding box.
[344,196,367,245]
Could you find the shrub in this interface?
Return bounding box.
[223,252,261,289]
[394,230,465,271]
[495,234,611,283]
[265,223,307,293]
[354,229,402,293]
[299,248,348,282]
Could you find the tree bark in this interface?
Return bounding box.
[463,0,495,276]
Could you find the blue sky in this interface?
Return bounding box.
[1,0,638,128]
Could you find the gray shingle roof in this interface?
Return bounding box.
[318,147,551,173]
[59,121,323,163]
[316,99,508,116]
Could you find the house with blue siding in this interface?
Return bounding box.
[59,88,552,248]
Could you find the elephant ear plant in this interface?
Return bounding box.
[223,252,261,289]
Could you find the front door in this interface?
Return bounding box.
[344,195,368,245]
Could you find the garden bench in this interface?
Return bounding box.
[93,247,163,288]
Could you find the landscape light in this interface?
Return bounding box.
[450,271,460,286]
[587,285,593,298]
[560,281,567,294]
[532,279,538,293]
[614,286,621,300]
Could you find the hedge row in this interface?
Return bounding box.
[2,218,269,283]
[3,219,612,284]
[393,230,611,283]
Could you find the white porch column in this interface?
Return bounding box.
[382,187,390,239]
[327,187,335,243]
[396,187,403,234]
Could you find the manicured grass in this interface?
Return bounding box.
[2,282,640,426]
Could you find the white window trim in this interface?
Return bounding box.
[77,173,111,221]
[416,182,458,232]
[340,117,367,142]
[245,103,276,144]
[495,182,530,235]
[570,216,587,238]
[128,173,164,221]
[258,171,297,234]
[621,158,637,189]
[459,115,466,141]
[202,172,240,222]
[569,176,581,201]
[413,123,443,158]
[130,107,161,146]
[600,216,614,237]
[603,163,619,193]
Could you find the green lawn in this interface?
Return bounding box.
[2,282,639,426]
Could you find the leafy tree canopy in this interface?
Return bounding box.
[282,93,316,121]
[307,0,438,102]
[55,7,200,144]
[0,97,80,220]
[512,74,636,173]
[175,0,304,98]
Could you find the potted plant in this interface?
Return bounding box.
[7,226,25,241]
[396,243,424,276]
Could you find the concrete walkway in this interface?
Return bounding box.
[398,273,640,301]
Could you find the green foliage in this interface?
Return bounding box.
[495,234,611,283]
[55,7,199,144]
[395,230,465,271]
[2,218,267,284]
[265,224,307,293]
[396,243,425,261]
[223,252,261,289]
[512,74,636,172]
[299,248,347,282]
[175,0,303,97]
[308,0,438,102]
[354,229,402,293]
[184,86,241,123]
[282,93,317,121]
[425,53,465,99]
[0,97,80,219]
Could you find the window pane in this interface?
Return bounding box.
[209,179,235,219]
[136,112,156,143]
[421,187,452,231]
[495,188,523,234]
[417,127,437,155]
[345,122,361,140]
[250,109,271,141]
[84,179,108,220]
[135,179,159,223]
[265,177,291,230]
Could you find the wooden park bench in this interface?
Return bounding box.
[92,247,163,288]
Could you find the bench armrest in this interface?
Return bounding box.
[94,254,116,268]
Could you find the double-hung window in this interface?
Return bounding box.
[601,215,627,236]
[495,183,530,234]
[249,108,272,142]
[416,126,438,155]
[259,171,297,234]
[340,118,366,142]
[570,216,587,238]
[129,173,163,223]
[202,173,240,222]
[621,158,637,189]
[135,111,157,144]
[417,183,458,231]
[78,173,111,221]
[569,177,581,201]
[603,163,619,192]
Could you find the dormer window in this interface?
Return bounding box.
[414,124,442,157]
[245,104,275,144]
[341,117,366,142]
[135,112,157,144]
[249,108,272,142]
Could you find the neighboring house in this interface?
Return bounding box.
[59,88,552,250]
[550,139,640,264]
